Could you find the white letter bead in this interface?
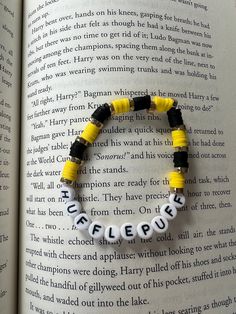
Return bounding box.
[88,221,105,239]
[120,223,137,240]
[151,216,168,233]
[60,184,75,203]
[74,213,91,230]
[169,193,185,208]
[104,225,120,242]
[137,222,153,239]
[160,203,177,220]
[65,201,82,218]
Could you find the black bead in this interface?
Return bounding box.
[91,103,111,123]
[167,107,183,128]
[69,141,87,160]
[173,151,188,168]
[133,95,151,111]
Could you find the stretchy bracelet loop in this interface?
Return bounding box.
[59,95,189,243]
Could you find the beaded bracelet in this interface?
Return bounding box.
[60,95,189,242]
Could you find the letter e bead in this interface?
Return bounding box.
[120,223,137,240]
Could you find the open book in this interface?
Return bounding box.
[1,0,236,313]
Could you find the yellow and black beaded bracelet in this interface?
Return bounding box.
[60,95,188,242]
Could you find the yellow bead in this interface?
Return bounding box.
[111,98,130,114]
[61,160,79,182]
[169,172,185,189]
[152,96,174,112]
[172,130,188,148]
[80,122,100,144]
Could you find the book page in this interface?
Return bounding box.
[0,1,22,314]
[19,0,236,313]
